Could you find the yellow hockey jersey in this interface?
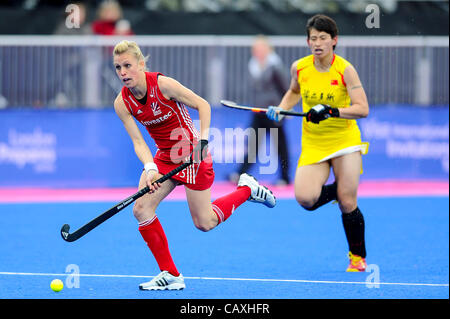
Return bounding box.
[296,54,368,166]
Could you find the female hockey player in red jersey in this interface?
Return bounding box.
[113,40,276,290]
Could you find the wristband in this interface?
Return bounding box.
[144,162,158,175]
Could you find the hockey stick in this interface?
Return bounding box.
[220,100,306,117]
[60,161,192,242]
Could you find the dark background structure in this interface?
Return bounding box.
[0,0,448,35]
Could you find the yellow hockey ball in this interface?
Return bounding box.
[50,279,64,292]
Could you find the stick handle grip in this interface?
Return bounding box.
[118,161,192,210]
[278,110,306,116]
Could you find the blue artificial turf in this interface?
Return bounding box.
[0,197,448,299]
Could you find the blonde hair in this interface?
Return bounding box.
[253,34,273,52]
[113,40,149,70]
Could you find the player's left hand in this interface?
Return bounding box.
[191,139,208,163]
[306,104,339,124]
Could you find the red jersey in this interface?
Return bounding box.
[121,72,200,163]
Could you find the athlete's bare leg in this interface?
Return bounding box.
[330,152,362,214]
[185,170,276,232]
[133,170,177,223]
[184,187,219,232]
[294,161,331,208]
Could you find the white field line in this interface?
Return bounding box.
[0,271,447,287]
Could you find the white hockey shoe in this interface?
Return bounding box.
[139,271,185,291]
[238,173,276,208]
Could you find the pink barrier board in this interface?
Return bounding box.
[0,181,447,203]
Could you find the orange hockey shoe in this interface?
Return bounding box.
[346,252,367,272]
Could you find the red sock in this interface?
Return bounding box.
[138,216,180,277]
[212,186,251,225]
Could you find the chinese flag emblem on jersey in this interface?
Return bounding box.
[330,79,338,86]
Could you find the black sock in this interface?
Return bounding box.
[302,181,337,211]
[341,207,366,258]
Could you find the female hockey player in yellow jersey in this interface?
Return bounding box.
[267,14,369,272]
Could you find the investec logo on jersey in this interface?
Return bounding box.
[151,101,162,116]
[140,111,173,126]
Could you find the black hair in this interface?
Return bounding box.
[306,14,338,50]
